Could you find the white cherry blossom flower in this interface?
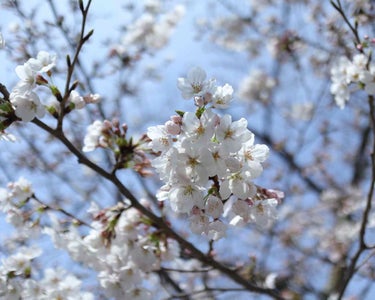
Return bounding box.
[169,182,204,213]
[68,90,85,109]
[181,108,217,144]
[215,115,252,153]
[147,125,172,152]
[211,83,234,109]
[177,66,216,99]
[205,142,230,177]
[14,62,38,93]
[10,91,45,122]
[207,220,226,240]
[82,120,104,152]
[7,177,33,202]
[34,50,56,73]
[176,141,212,185]
[189,213,209,234]
[250,198,278,228]
[130,246,157,272]
[227,199,251,225]
[228,170,257,199]
[205,195,224,219]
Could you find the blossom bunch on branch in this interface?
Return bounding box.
[148,67,281,240]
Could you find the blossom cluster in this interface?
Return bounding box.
[9,51,56,122]
[115,2,185,56]
[0,248,94,300]
[330,53,375,108]
[0,177,35,229]
[0,177,180,299]
[44,201,180,299]
[0,179,93,299]
[148,67,279,240]
[82,119,151,175]
[7,51,101,123]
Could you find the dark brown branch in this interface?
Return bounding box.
[158,268,189,299]
[32,194,93,228]
[0,83,10,100]
[351,126,371,186]
[337,95,375,299]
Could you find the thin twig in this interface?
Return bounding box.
[57,0,93,130]
[330,0,363,51]
[32,193,93,228]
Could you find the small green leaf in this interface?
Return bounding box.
[175,110,185,117]
[0,102,13,113]
[195,106,206,118]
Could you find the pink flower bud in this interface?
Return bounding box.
[83,93,101,104]
[102,120,112,131]
[112,118,120,128]
[170,115,182,124]
[165,120,181,135]
[194,96,205,107]
[203,92,213,104]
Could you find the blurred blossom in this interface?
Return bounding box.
[119,4,185,54]
[8,22,20,33]
[0,132,16,142]
[0,32,4,49]
[144,0,161,14]
[238,69,276,103]
[288,102,314,121]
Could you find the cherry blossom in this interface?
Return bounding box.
[10,91,45,122]
[177,66,216,99]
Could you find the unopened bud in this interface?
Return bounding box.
[102,120,112,131]
[112,118,120,128]
[36,74,48,85]
[170,114,182,124]
[194,96,204,107]
[203,92,213,104]
[121,123,128,133]
[165,120,180,135]
[83,93,101,104]
[191,206,201,215]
